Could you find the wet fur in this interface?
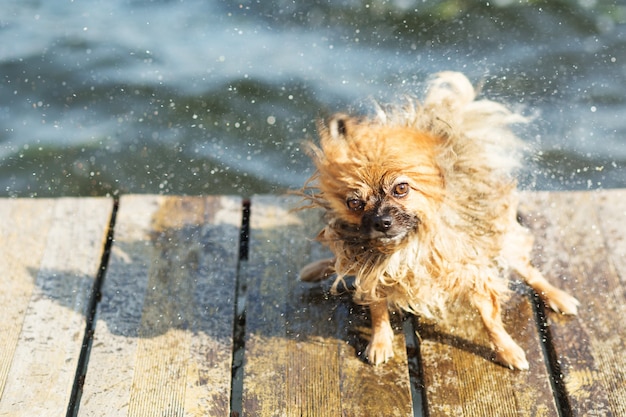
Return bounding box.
[299,72,579,369]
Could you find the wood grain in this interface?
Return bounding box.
[241,195,413,417]
[78,195,241,417]
[418,280,559,416]
[2,190,625,416]
[0,198,112,416]
[523,191,626,417]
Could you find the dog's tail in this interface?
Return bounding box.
[424,71,528,179]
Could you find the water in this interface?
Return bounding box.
[1,0,625,198]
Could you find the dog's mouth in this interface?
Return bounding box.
[333,216,418,248]
[374,231,408,244]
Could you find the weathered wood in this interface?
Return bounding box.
[1,190,625,416]
[0,198,112,416]
[595,190,626,416]
[78,195,242,417]
[414,191,561,417]
[523,191,626,417]
[241,195,413,417]
[418,280,559,417]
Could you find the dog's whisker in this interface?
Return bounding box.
[296,71,579,371]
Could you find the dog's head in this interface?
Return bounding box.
[310,113,445,248]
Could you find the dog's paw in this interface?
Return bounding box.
[495,342,529,371]
[545,289,580,316]
[365,326,394,366]
[299,258,335,282]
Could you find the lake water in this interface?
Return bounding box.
[1,0,625,197]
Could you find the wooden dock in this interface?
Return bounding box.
[0,191,625,416]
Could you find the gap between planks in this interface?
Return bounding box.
[0,198,114,417]
[66,198,119,417]
[76,195,243,417]
[3,191,624,417]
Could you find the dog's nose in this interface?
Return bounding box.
[373,214,393,232]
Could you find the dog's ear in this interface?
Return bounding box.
[329,114,349,139]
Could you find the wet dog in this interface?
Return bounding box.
[299,72,579,369]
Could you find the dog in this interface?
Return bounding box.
[298,72,579,370]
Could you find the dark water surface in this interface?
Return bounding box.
[1,0,625,197]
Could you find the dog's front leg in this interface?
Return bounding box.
[365,300,394,365]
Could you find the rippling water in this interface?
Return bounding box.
[1,0,625,197]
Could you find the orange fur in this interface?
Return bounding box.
[300,72,579,369]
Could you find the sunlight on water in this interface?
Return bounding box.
[0,0,624,197]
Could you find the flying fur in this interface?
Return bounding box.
[299,71,579,369]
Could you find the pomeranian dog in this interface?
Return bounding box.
[299,72,579,370]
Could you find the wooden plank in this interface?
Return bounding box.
[418,281,559,417]
[594,190,626,416]
[78,195,242,416]
[0,199,54,401]
[0,198,113,416]
[596,190,626,287]
[523,190,626,416]
[381,190,566,416]
[241,195,413,417]
[414,190,574,416]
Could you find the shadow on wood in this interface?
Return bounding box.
[78,195,242,416]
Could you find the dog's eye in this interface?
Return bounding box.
[346,198,364,211]
[393,182,409,198]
